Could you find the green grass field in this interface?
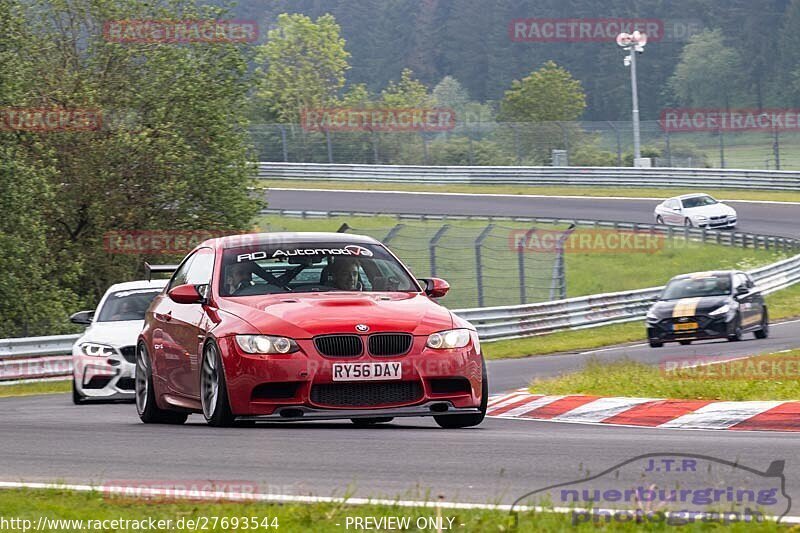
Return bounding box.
[256,214,789,309]
[0,488,791,532]
[529,349,800,401]
[257,179,800,203]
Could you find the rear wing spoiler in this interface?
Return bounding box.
[144,262,179,281]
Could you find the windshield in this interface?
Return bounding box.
[682,195,717,209]
[661,275,732,300]
[219,242,420,296]
[96,288,162,322]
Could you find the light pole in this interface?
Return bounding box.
[616,31,648,166]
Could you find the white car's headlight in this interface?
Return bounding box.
[236,335,298,354]
[694,215,708,220]
[79,342,115,357]
[426,329,471,349]
[709,304,730,316]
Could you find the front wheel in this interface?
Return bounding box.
[679,340,692,346]
[727,314,743,342]
[755,309,769,339]
[201,340,236,427]
[684,218,693,228]
[656,215,664,225]
[649,340,664,348]
[136,343,187,425]
[72,379,86,405]
[434,359,487,429]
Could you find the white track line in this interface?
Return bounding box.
[1,481,798,524]
[270,188,800,206]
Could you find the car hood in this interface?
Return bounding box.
[77,320,145,347]
[683,203,736,217]
[221,292,455,338]
[649,295,732,318]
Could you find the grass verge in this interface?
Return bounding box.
[529,350,800,401]
[257,179,800,203]
[0,488,789,532]
[0,380,70,398]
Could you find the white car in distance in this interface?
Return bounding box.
[654,194,737,229]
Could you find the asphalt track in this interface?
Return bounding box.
[3,187,798,509]
[265,188,800,239]
[2,321,799,506]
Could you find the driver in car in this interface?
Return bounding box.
[330,257,361,291]
[226,262,255,295]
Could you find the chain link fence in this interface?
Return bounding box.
[250,120,800,170]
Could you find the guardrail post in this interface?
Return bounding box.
[475,224,495,307]
[429,225,450,277]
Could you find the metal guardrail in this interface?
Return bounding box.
[261,209,800,252]
[454,254,800,341]
[258,163,800,190]
[0,334,79,359]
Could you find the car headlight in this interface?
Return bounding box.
[79,342,115,357]
[426,329,471,349]
[694,215,708,220]
[709,304,730,316]
[646,310,659,321]
[235,335,298,354]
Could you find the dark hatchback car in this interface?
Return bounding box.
[646,270,768,348]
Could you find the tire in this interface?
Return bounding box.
[350,417,394,427]
[136,342,187,425]
[201,340,236,428]
[755,308,769,339]
[72,379,86,405]
[727,314,743,342]
[678,340,692,346]
[649,340,664,348]
[434,359,487,429]
[656,215,664,225]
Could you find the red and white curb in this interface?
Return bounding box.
[487,390,800,432]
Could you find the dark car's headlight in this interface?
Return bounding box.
[426,329,471,349]
[646,310,659,321]
[79,342,115,357]
[235,335,299,354]
[709,304,731,316]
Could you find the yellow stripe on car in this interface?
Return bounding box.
[672,298,701,317]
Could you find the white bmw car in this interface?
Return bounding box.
[70,279,167,403]
[654,194,737,229]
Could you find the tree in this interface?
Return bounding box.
[433,76,470,109]
[498,61,586,123]
[381,69,433,107]
[255,14,350,123]
[10,0,259,315]
[668,29,747,109]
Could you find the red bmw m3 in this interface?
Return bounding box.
[136,232,487,428]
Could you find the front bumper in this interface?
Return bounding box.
[73,348,136,400]
[237,401,481,422]
[647,314,732,342]
[220,335,484,417]
[695,217,737,229]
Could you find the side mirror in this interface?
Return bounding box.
[736,285,749,297]
[70,310,94,325]
[420,278,450,298]
[168,284,207,305]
